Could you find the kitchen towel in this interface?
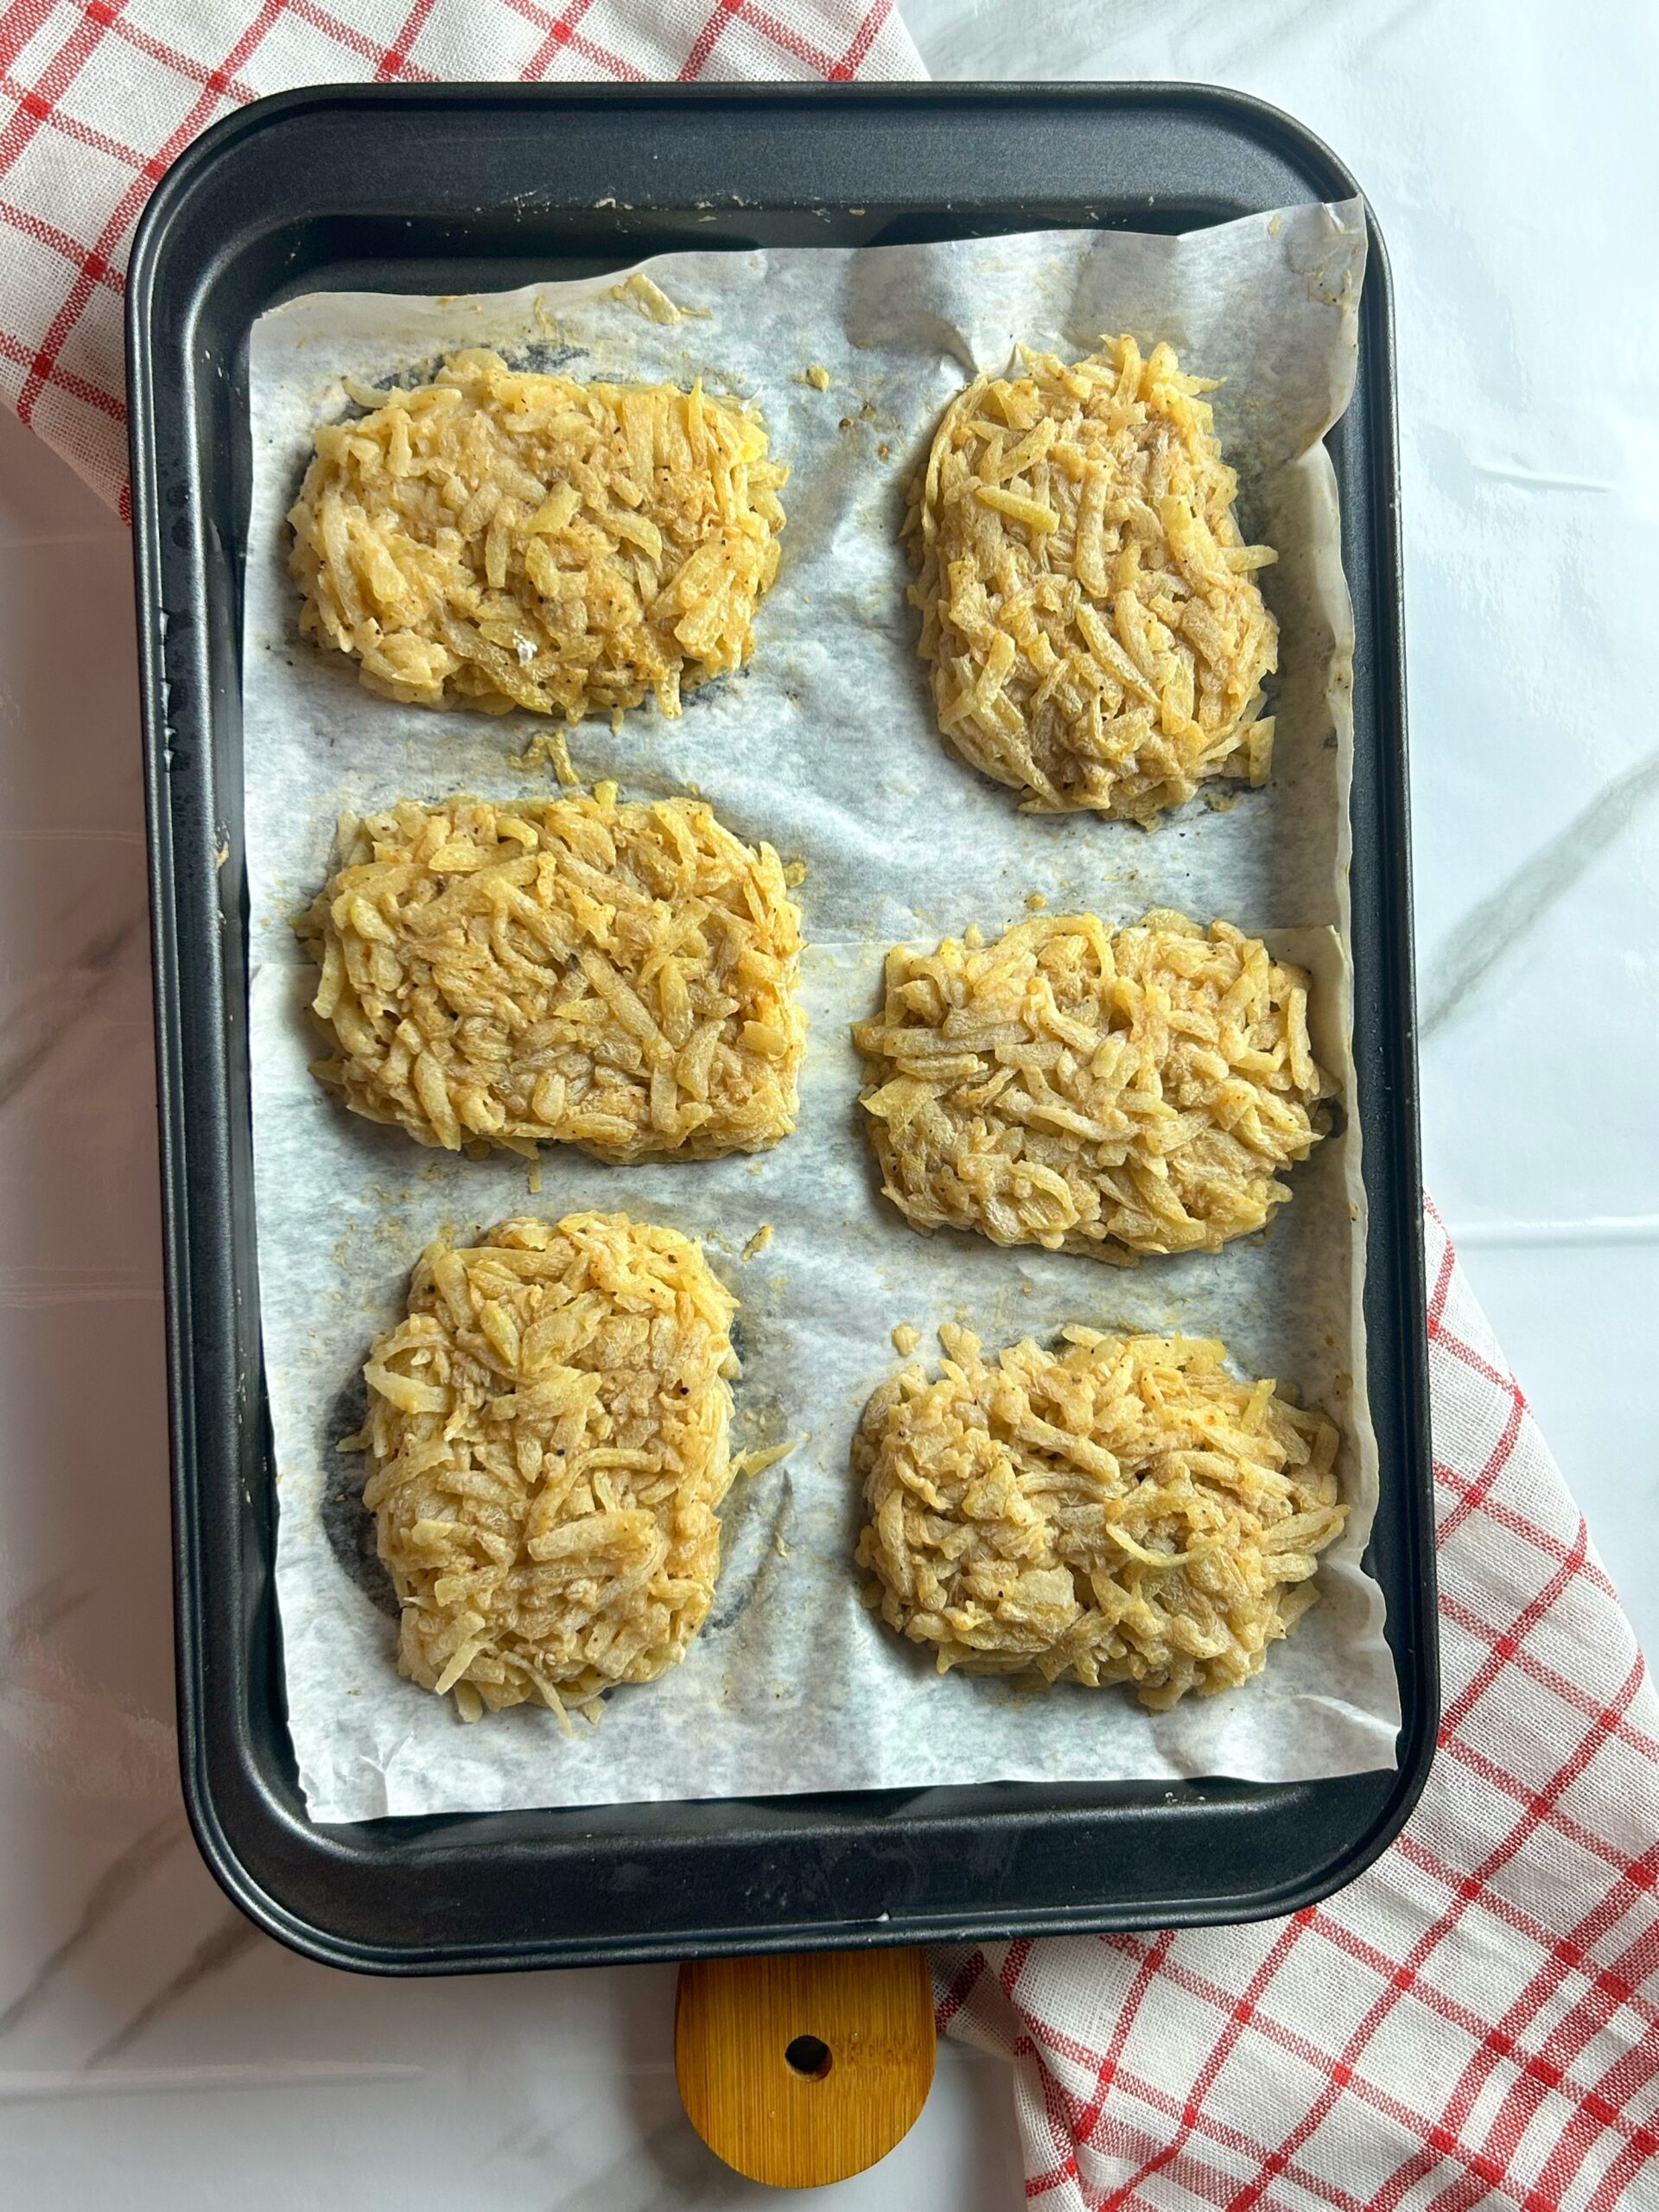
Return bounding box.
[938,1199,1659,2209]
[0,0,921,512]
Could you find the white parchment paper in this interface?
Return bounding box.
[243,202,1401,1823]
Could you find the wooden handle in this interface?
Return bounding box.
[676,1947,937,2189]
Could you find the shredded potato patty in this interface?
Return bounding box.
[855,911,1331,1262]
[855,1325,1344,1707]
[289,347,786,721]
[299,788,805,1162]
[907,335,1278,821]
[361,1213,738,1720]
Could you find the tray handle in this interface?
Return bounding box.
[675,1947,937,2188]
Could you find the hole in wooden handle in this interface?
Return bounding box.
[784,2032,832,2079]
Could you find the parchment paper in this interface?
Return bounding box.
[243,201,1401,1823]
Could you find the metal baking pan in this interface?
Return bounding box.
[128,81,1435,1973]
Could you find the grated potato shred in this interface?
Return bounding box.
[361,1213,739,1720]
[907,335,1278,821]
[298,788,805,1163]
[854,1325,1344,1707]
[289,348,786,721]
[854,910,1332,1262]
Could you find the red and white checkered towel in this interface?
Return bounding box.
[0,0,920,512]
[937,1201,1659,2209]
[7,10,1656,2202]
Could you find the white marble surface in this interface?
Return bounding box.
[2,4,1656,2202]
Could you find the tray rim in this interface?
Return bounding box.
[128,75,1437,1974]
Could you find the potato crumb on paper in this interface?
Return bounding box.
[733,1434,803,1478]
[605,270,710,325]
[1023,889,1046,910]
[891,1322,920,1356]
[743,1223,774,1260]
[802,364,831,391]
[511,726,578,786]
[855,1325,1344,1707]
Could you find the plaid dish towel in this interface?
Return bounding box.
[0,0,920,511]
[937,1201,1659,2209]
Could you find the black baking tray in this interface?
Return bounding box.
[128,82,1435,1973]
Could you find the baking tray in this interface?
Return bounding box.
[127,81,1436,1973]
